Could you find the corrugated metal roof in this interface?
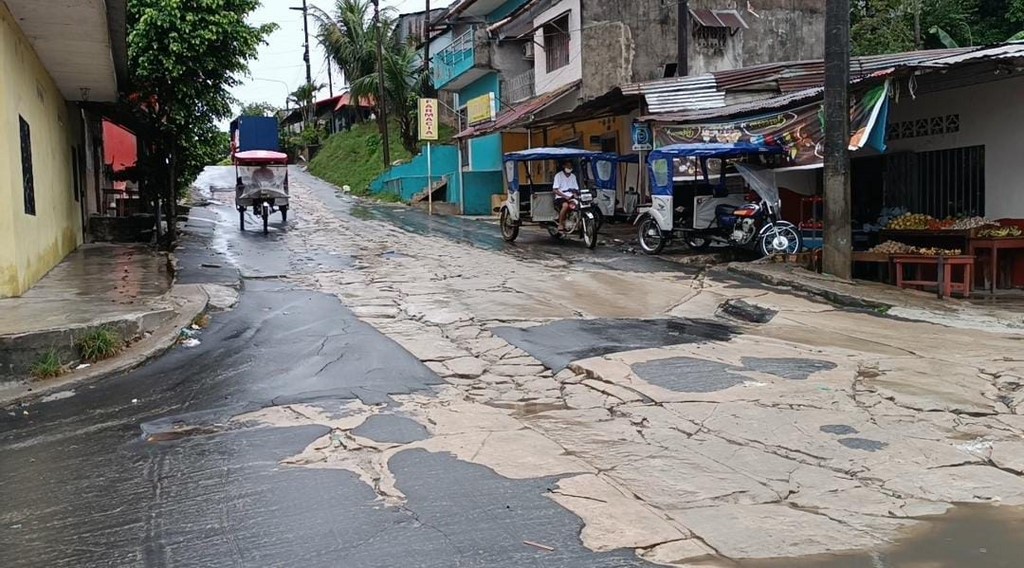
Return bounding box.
[638,87,824,123]
[927,42,1024,65]
[625,47,978,115]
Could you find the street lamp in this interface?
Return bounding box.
[251,77,292,114]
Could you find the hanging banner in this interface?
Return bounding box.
[467,93,496,125]
[654,82,891,170]
[419,98,439,141]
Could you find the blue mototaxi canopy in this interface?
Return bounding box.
[503,148,620,192]
[647,142,785,196]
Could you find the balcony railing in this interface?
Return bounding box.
[433,29,476,88]
[506,69,535,103]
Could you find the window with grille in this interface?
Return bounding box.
[543,14,570,72]
[20,116,35,216]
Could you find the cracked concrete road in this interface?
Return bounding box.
[4,166,1024,567]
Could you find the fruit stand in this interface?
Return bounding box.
[864,212,1024,295]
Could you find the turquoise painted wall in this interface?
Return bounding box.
[469,133,503,171]
[462,171,504,216]
[458,73,500,105]
[371,144,461,204]
[488,0,529,22]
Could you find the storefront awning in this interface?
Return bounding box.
[454,81,580,139]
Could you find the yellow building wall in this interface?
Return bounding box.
[0,3,82,297]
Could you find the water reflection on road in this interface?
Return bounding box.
[745,505,1024,568]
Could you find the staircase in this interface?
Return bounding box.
[411,178,448,204]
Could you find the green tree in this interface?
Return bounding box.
[239,101,278,117]
[350,42,425,155]
[852,0,1024,55]
[314,0,424,155]
[311,0,379,87]
[288,83,325,127]
[126,0,274,241]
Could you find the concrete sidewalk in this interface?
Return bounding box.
[724,261,1024,333]
[0,244,206,392]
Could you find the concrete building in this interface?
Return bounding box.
[428,0,825,213]
[0,0,128,297]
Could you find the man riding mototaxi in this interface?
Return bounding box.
[552,160,579,233]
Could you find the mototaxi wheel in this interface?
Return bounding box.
[758,222,803,257]
[262,204,270,235]
[637,216,666,255]
[582,214,598,249]
[238,208,246,231]
[500,207,519,242]
[280,206,288,224]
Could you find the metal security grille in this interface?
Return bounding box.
[918,145,985,218]
[884,145,985,219]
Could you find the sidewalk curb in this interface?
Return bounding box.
[723,263,893,312]
[0,283,210,408]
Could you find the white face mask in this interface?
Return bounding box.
[564,168,572,175]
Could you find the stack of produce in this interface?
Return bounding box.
[916,247,963,256]
[977,225,1024,238]
[950,216,994,230]
[870,241,918,255]
[869,241,962,256]
[886,213,934,230]
[927,218,955,230]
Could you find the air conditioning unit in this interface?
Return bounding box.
[523,42,535,59]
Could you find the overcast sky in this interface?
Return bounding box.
[228,0,453,124]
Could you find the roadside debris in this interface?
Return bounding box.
[523,541,555,552]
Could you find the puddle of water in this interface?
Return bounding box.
[741,505,1024,568]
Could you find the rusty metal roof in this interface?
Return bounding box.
[623,47,979,116]
[455,81,580,139]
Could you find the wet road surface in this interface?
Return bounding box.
[6,167,1024,567]
[0,167,662,567]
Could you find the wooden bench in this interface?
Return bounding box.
[892,255,975,299]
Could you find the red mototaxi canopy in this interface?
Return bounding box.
[233,150,289,165]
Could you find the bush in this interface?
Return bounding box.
[76,327,123,362]
[31,349,66,380]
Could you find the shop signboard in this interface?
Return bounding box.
[654,82,890,173]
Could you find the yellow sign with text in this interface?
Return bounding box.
[467,93,495,125]
[419,98,439,141]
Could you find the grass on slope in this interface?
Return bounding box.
[308,120,453,197]
[309,121,410,196]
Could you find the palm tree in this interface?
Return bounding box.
[288,83,324,127]
[311,0,379,89]
[313,0,427,154]
[350,42,425,155]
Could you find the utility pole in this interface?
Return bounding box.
[823,0,852,279]
[677,0,689,76]
[371,0,391,166]
[289,0,314,128]
[423,0,436,97]
[327,63,334,98]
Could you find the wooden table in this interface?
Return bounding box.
[892,255,975,299]
[852,251,893,283]
[969,238,1024,293]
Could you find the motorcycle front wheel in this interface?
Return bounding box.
[758,223,803,257]
[582,214,598,249]
[500,207,519,242]
[637,217,666,255]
